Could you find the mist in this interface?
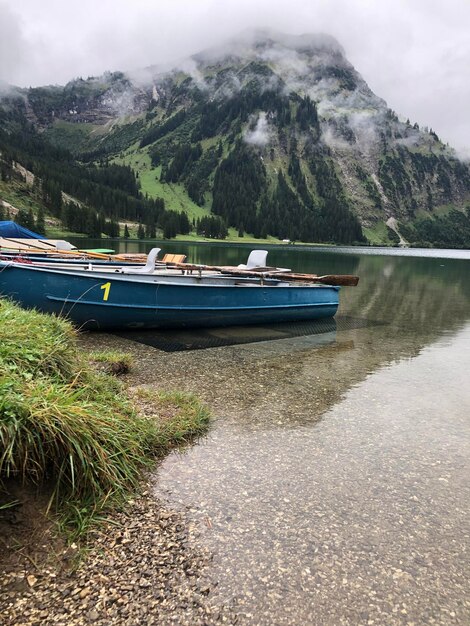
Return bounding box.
[1,0,469,153]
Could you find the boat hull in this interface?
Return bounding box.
[0,263,340,330]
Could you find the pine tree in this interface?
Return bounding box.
[124,224,130,238]
[35,207,46,235]
[145,221,157,238]
[161,212,179,239]
[15,207,36,231]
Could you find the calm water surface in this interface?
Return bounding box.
[79,241,470,625]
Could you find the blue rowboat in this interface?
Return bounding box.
[0,259,341,330]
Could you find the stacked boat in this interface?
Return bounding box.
[0,248,359,330]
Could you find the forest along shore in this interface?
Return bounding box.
[0,300,235,625]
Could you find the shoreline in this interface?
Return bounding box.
[1,485,235,626]
[65,235,470,259]
[0,305,228,625]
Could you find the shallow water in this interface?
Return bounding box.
[91,244,470,624]
[154,327,470,625]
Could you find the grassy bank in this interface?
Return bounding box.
[0,299,210,537]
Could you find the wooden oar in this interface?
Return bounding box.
[74,249,114,259]
[2,245,110,260]
[1,238,99,256]
[226,270,359,286]
[264,272,359,286]
[1,237,52,252]
[166,262,360,286]
[1,244,148,264]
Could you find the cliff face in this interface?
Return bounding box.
[21,73,150,125]
[1,30,470,244]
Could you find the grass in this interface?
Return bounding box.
[0,302,77,380]
[113,148,211,220]
[415,202,465,219]
[0,299,210,538]
[0,178,43,217]
[89,350,133,375]
[363,221,392,245]
[129,388,211,450]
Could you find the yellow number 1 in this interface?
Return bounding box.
[100,282,111,301]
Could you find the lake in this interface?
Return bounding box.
[74,240,470,624]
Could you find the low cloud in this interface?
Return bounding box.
[1,0,470,152]
[244,112,271,147]
[0,3,29,86]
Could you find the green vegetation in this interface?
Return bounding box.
[355,165,383,210]
[2,53,470,247]
[0,176,45,219]
[400,207,470,248]
[0,300,210,537]
[43,120,96,154]
[80,118,146,162]
[106,85,365,243]
[130,388,212,449]
[89,350,134,375]
[362,221,395,245]
[140,109,187,148]
[114,150,210,220]
[378,147,470,220]
[0,107,185,240]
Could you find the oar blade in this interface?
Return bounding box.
[316,275,360,286]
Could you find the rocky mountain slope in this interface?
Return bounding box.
[1,30,470,245]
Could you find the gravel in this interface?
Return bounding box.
[1,331,240,625]
[0,487,237,625]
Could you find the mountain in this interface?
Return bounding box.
[1,29,470,247]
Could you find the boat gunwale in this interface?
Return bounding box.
[0,261,340,290]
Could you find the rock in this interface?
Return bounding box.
[0,479,235,624]
[27,575,38,587]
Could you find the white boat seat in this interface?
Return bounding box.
[121,248,161,274]
[237,249,268,270]
[237,249,291,272]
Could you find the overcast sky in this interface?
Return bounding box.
[1,0,469,154]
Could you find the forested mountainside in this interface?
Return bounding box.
[1,30,470,247]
